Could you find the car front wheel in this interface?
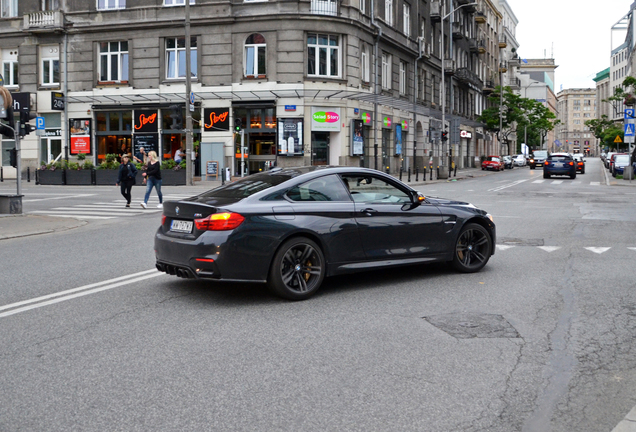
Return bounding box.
[452,223,492,273]
[268,237,325,300]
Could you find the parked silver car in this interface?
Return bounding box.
[513,154,526,167]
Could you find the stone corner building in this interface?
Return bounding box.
[0,0,511,178]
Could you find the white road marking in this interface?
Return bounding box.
[628,248,636,251]
[44,214,116,220]
[532,180,545,184]
[0,270,163,319]
[496,245,515,251]
[538,246,561,252]
[590,182,601,186]
[584,247,611,254]
[551,180,564,185]
[488,179,529,192]
[23,194,97,202]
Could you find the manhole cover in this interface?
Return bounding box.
[424,313,520,339]
[498,237,544,247]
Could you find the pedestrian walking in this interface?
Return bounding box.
[116,154,137,207]
[141,150,163,209]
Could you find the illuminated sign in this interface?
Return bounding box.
[311,107,341,131]
[361,111,373,125]
[69,118,92,155]
[203,108,230,132]
[383,116,392,128]
[460,130,473,139]
[134,110,158,133]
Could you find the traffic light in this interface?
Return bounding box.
[170,104,183,129]
[8,148,17,168]
[0,106,15,139]
[234,118,242,132]
[19,109,37,137]
[441,130,448,142]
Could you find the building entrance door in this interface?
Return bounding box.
[382,129,390,172]
[40,138,62,163]
[311,132,329,165]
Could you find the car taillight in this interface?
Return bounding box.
[195,212,245,231]
[568,161,574,166]
[161,215,166,225]
[578,162,583,166]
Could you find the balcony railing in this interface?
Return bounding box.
[498,36,507,48]
[508,77,521,89]
[455,67,483,88]
[23,10,64,32]
[452,22,464,39]
[310,0,339,16]
[430,1,441,21]
[444,59,455,75]
[475,11,486,23]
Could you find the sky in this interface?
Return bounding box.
[506,0,632,92]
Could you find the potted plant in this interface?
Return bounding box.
[95,153,121,185]
[161,159,187,186]
[65,153,93,185]
[37,160,65,185]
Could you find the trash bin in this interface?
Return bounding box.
[0,195,23,215]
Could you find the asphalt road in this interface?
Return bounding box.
[1,158,635,431]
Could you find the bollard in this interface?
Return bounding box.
[454,164,458,177]
[399,167,403,181]
[0,166,3,182]
[430,166,433,180]
[436,166,439,179]
[415,167,419,182]
[27,167,30,182]
[408,167,411,182]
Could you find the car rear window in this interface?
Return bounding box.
[615,155,630,163]
[200,172,292,199]
[548,155,572,161]
[533,151,548,158]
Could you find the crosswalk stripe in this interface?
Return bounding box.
[31,210,140,217]
[532,180,545,183]
[551,180,563,184]
[45,214,116,220]
[590,182,601,186]
[584,247,611,254]
[537,246,561,252]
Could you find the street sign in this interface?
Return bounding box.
[36,117,45,129]
[625,108,635,120]
[625,123,635,136]
[189,92,195,104]
[615,135,623,143]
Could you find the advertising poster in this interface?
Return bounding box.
[69,118,92,155]
[311,107,341,132]
[278,118,304,155]
[203,108,230,132]
[395,124,402,155]
[351,119,364,156]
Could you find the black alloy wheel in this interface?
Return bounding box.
[452,223,492,273]
[268,237,325,300]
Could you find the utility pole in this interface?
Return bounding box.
[185,0,194,186]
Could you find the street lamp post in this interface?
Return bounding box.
[440,1,477,168]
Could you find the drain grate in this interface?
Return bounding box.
[424,313,520,339]
[498,237,544,247]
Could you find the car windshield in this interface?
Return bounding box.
[487,157,500,162]
[199,172,293,199]
[615,155,630,163]
[533,151,548,158]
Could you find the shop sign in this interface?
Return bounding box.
[285,105,296,111]
[350,119,364,156]
[51,92,64,111]
[395,124,402,155]
[361,111,373,125]
[383,116,392,128]
[11,92,30,113]
[203,108,230,132]
[460,130,473,139]
[42,129,62,137]
[134,109,158,133]
[278,118,304,155]
[311,107,341,131]
[134,133,159,156]
[69,119,92,155]
[401,120,408,131]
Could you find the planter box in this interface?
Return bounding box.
[161,169,186,186]
[37,169,65,185]
[65,169,93,185]
[95,169,119,185]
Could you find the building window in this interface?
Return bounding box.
[97,0,126,10]
[42,0,60,9]
[403,3,410,37]
[244,33,266,77]
[2,50,18,87]
[382,54,391,90]
[361,45,369,83]
[359,0,365,14]
[399,61,406,94]
[307,33,340,78]
[41,46,60,86]
[99,41,129,83]
[166,37,197,79]
[385,0,393,26]
[164,0,195,5]
[1,0,17,17]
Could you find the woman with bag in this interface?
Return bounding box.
[116,154,137,208]
[140,151,163,209]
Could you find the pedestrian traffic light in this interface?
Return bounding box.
[441,130,448,142]
[170,104,183,130]
[19,109,37,137]
[234,118,242,132]
[8,148,17,168]
[0,106,15,139]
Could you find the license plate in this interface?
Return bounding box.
[170,220,193,233]
[555,163,562,167]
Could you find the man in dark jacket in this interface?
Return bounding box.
[116,155,137,207]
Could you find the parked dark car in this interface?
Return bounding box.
[543,153,576,179]
[609,153,627,173]
[154,167,496,300]
[612,154,631,177]
[529,150,549,169]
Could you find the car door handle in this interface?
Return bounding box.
[361,208,378,215]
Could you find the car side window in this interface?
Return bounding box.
[286,174,351,202]
[342,175,410,204]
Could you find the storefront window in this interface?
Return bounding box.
[95,110,133,162]
[160,107,201,160]
[250,109,262,129]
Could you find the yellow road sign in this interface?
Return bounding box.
[615,135,623,143]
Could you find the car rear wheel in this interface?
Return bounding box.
[570,173,576,179]
[543,172,550,179]
[452,223,492,273]
[268,237,325,300]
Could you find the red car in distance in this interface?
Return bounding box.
[481,156,504,171]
